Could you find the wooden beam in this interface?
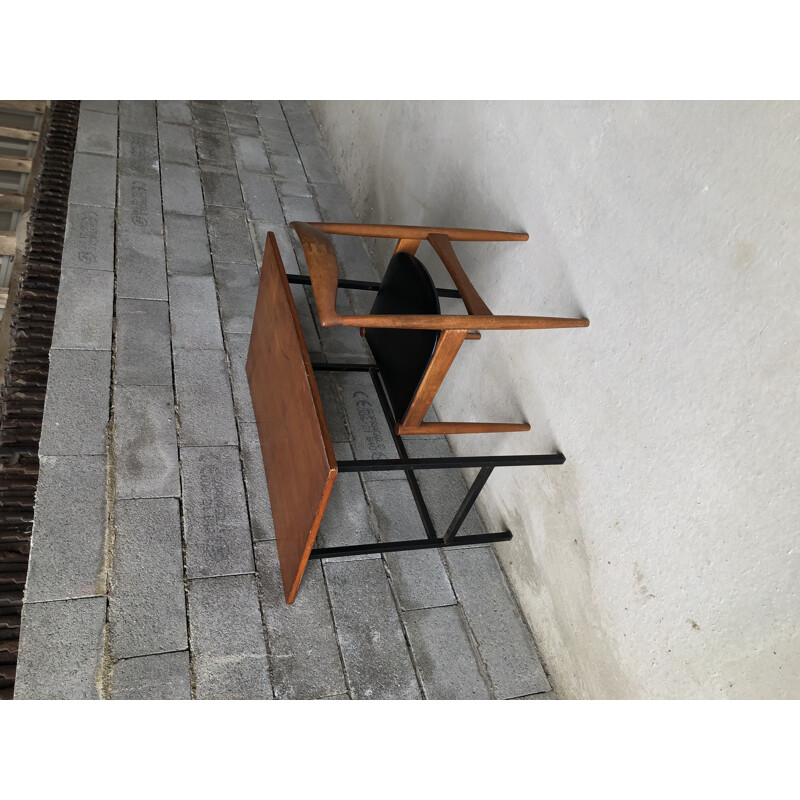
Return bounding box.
[0,155,33,174]
[0,231,17,256]
[0,101,46,113]
[0,125,38,142]
[0,193,25,211]
[311,222,529,242]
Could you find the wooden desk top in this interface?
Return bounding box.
[246,233,337,603]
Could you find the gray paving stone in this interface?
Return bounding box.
[239,170,283,222]
[296,141,339,184]
[187,574,272,699]
[195,128,235,166]
[364,480,456,611]
[232,135,270,172]
[335,370,404,480]
[120,100,157,135]
[206,205,256,264]
[403,606,490,699]
[276,179,313,198]
[222,333,255,423]
[333,233,381,284]
[269,152,307,182]
[199,165,243,208]
[157,100,192,125]
[223,100,254,115]
[173,349,238,446]
[118,174,163,235]
[321,693,350,699]
[280,193,320,224]
[404,437,486,537]
[25,456,107,602]
[111,651,192,699]
[158,120,197,165]
[262,130,300,158]
[114,385,180,499]
[51,268,114,351]
[514,691,558,700]
[191,103,228,132]
[63,203,115,271]
[40,349,110,456]
[14,597,106,700]
[76,109,118,156]
[114,298,172,386]
[213,261,258,333]
[255,541,346,699]
[109,498,188,659]
[253,100,284,120]
[317,443,378,555]
[161,162,204,216]
[164,212,212,275]
[258,114,292,141]
[180,446,254,579]
[118,131,160,178]
[250,221,301,274]
[225,111,260,136]
[443,546,550,699]
[316,372,349,443]
[239,423,274,541]
[116,222,168,300]
[324,558,421,699]
[168,274,224,349]
[313,182,358,224]
[281,101,323,145]
[69,152,117,208]
[82,100,117,114]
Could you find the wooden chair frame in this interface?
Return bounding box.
[291,221,589,436]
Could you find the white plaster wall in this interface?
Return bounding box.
[309,101,800,699]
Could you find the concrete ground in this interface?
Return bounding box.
[14,101,553,700]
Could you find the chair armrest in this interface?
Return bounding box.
[309,222,528,242]
[334,314,589,331]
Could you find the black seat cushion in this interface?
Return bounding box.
[364,252,441,423]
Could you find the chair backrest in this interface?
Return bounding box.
[365,252,441,422]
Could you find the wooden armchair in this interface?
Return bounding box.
[291,221,589,436]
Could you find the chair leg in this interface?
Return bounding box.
[396,421,531,435]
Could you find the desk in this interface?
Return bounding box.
[247,232,565,604]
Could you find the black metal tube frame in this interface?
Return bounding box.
[308,360,565,560]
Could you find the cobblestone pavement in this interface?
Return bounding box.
[14,101,554,700]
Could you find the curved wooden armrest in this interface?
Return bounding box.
[291,221,341,325]
[335,314,590,331]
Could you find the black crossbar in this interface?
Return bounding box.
[309,531,513,559]
[337,453,566,472]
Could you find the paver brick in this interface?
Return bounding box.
[443,546,550,699]
[173,349,238,446]
[14,597,106,700]
[187,574,272,699]
[167,274,224,349]
[118,131,160,178]
[232,135,270,172]
[239,170,283,222]
[191,103,228,132]
[161,162,204,216]
[268,152,307,182]
[364,480,456,611]
[164,212,213,275]
[206,205,256,264]
[275,180,313,199]
[223,100,254,115]
[116,222,168,300]
[76,109,118,156]
[253,100,284,120]
[180,446,254,579]
[82,100,117,114]
[279,193,320,224]
[314,181,358,223]
[157,100,192,125]
[50,267,114,351]
[315,372,349,443]
[109,498,188,659]
[25,456,107,602]
[222,333,254,422]
[69,152,117,208]
[213,261,258,333]
[114,299,172,386]
[195,128,235,166]
[120,100,157,135]
[62,203,115,271]
[199,165,243,208]
[255,541,346,699]
[403,606,490,699]
[39,349,110,456]
[324,558,421,699]
[250,221,302,274]
[239,423,274,541]
[158,120,197,165]
[114,385,180,499]
[296,141,339,184]
[225,111,260,136]
[110,651,192,699]
[281,101,323,145]
[118,174,163,235]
